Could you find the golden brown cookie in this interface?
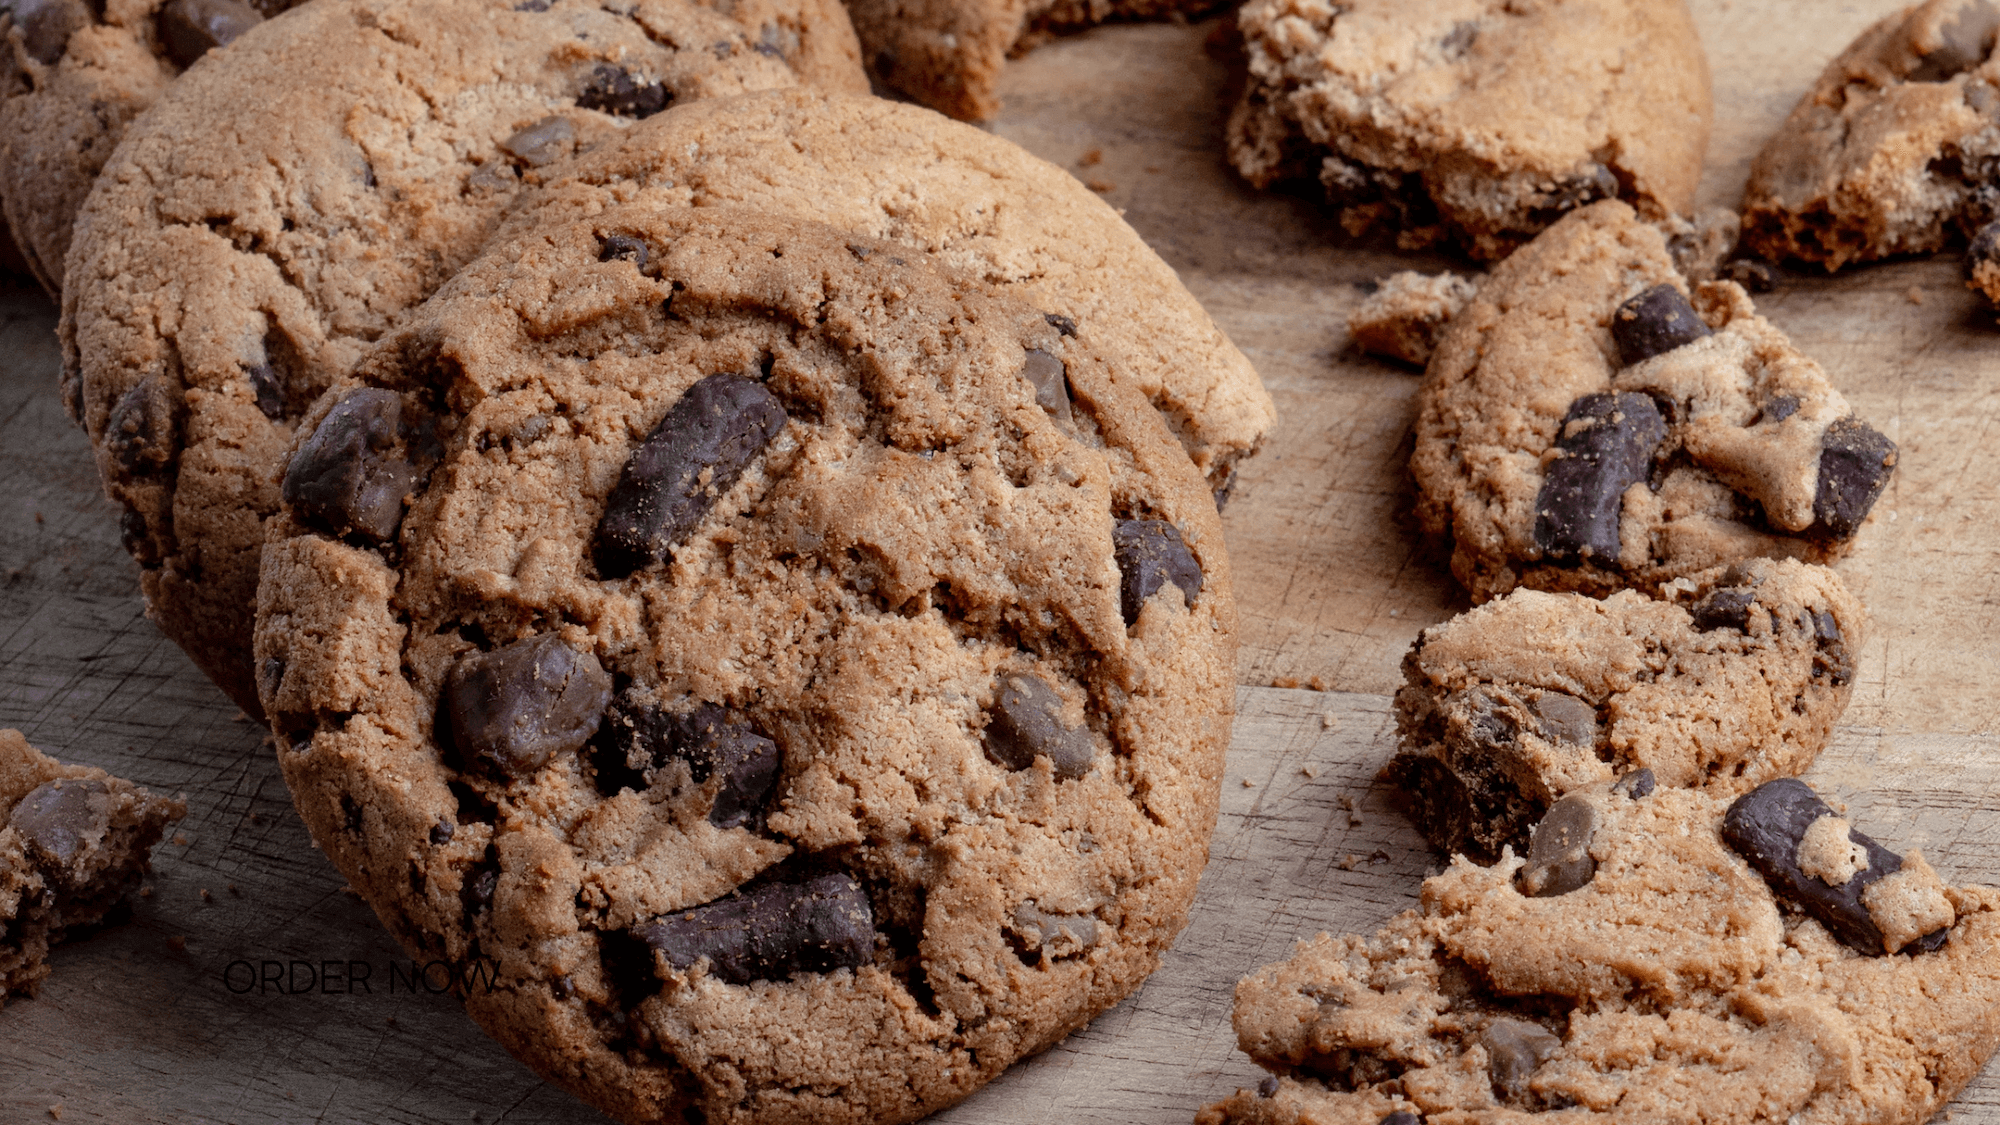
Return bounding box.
[60,0,864,717]
[1230,0,1712,261]
[253,205,1235,1124]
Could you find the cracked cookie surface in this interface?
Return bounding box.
[1412,201,1897,603]
[497,88,1273,498]
[1386,557,1862,863]
[1229,0,1711,261]
[1200,781,2000,1125]
[252,205,1235,1125]
[60,0,864,717]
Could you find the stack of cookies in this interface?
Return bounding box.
[4,0,1283,1120]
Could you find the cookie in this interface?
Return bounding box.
[1348,272,1477,369]
[59,0,865,717]
[1229,0,1712,261]
[0,0,310,294]
[1740,0,2000,288]
[495,88,1273,496]
[1385,557,1862,863]
[1,729,184,1005]
[1412,200,1898,604]
[845,0,1224,122]
[1200,778,2000,1124]
[251,205,1236,1124]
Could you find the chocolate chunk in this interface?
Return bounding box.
[1532,166,1619,223]
[1533,392,1667,564]
[1528,691,1595,748]
[1612,768,1655,800]
[576,64,670,118]
[1910,0,2000,82]
[105,376,179,474]
[247,362,285,419]
[428,818,454,845]
[1112,519,1202,624]
[634,873,874,984]
[9,778,110,870]
[461,852,499,917]
[1813,417,1896,538]
[281,387,427,543]
[599,233,649,271]
[1483,1018,1561,1099]
[1811,609,1852,686]
[1379,1114,1420,1125]
[602,701,782,827]
[549,974,574,999]
[1610,284,1712,367]
[1970,219,2000,280]
[1517,793,1598,898]
[1021,349,1073,425]
[443,633,614,778]
[14,0,91,65]
[157,0,263,69]
[1256,1076,1280,1098]
[984,673,1096,779]
[594,374,787,578]
[1043,312,1079,337]
[1721,778,1931,955]
[499,115,574,167]
[1691,585,1756,632]
[1759,395,1800,425]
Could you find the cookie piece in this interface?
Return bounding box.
[1202,781,2000,1125]
[1347,272,1477,368]
[845,0,1224,122]
[497,88,1273,497]
[59,0,865,717]
[1413,201,1898,603]
[1741,0,2000,281]
[0,729,184,1004]
[252,206,1235,1125]
[1230,0,1711,261]
[1385,557,1861,863]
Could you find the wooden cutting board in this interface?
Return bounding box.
[6,1,1999,1121]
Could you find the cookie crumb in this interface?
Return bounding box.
[1348,271,1477,367]
[1907,286,1925,305]
[199,888,213,903]
[1271,676,1300,689]
[1307,676,1329,691]
[1241,777,1257,788]
[139,885,153,898]
[1085,178,1115,194]
[1337,854,1360,871]
[1302,763,1321,778]
[172,834,188,846]
[1078,147,1102,167]
[1320,713,1339,730]
[34,511,43,523]
[165,935,187,951]
[48,1106,61,1121]
[227,883,241,896]
[233,711,252,723]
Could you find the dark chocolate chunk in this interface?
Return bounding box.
[602,700,782,827]
[9,778,110,870]
[1379,1114,1420,1125]
[499,115,574,166]
[105,376,179,474]
[1909,0,2000,82]
[634,873,874,984]
[1483,1018,1561,1100]
[1533,392,1667,564]
[1112,518,1203,624]
[1610,284,1712,367]
[428,818,455,845]
[1721,778,1928,955]
[549,973,574,999]
[1611,768,1655,800]
[599,233,649,271]
[1517,793,1598,898]
[1759,395,1800,424]
[594,374,787,578]
[1691,585,1756,632]
[1256,1076,1279,1098]
[1021,349,1073,425]
[157,0,263,69]
[1813,417,1896,539]
[1528,692,1595,748]
[1811,609,1853,686]
[443,633,613,778]
[14,0,91,65]
[1531,166,1619,223]
[1043,312,1078,337]
[576,64,670,118]
[247,362,285,419]
[281,387,432,543]
[461,855,499,917]
[984,673,1096,779]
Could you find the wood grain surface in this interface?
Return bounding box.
[6,0,2000,1121]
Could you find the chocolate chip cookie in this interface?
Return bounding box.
[498,88,1273,497]
[60,0,865,717]
[1230,0,1712,261]
[1386,557,1862,863]
[845,0,1224,122]
[1,729,184,1005]
[1412,201,1898,603]
[1200,779,2000,1124]
[1741,0,2000,294]
[252,205,1236,1124]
